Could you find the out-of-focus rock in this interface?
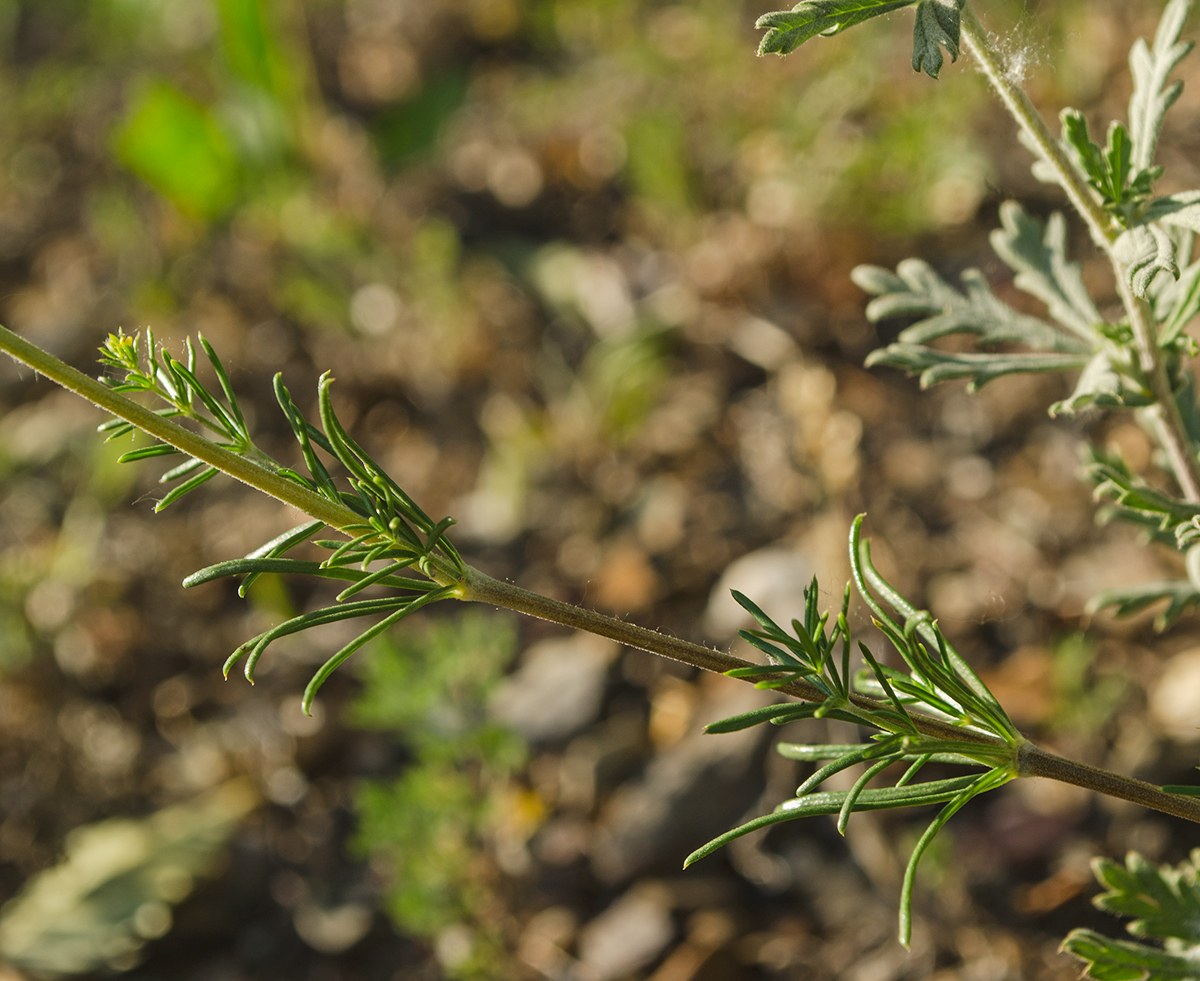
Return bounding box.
[518,906,577,978]
[590,681,772,883]
[0,779,257,976]
[703,546,813,639]
[559,712,647,813]
[577,883,674,981]
[1151,647,1200,742]
[645,909,736,981]
[292,901,373,954]
[490,633,618,743]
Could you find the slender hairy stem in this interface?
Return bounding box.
[6,324,1200,826]
[959,5,1115,249]
[1121,288,1200,502]
[464,567,1006,748]
[1020,744,1200,823]
[0,325,369,536]
[961,4,1200,503]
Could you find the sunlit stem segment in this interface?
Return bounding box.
[960,4,1200,503]
[1019,744,1200,823]
[0,324,373,536]
[5,324,1200,826]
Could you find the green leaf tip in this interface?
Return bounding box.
[754,0,961,79]
[911,0,964,79]
[755,1,916,58]
[1064,848,1200,980]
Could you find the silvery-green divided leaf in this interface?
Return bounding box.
[1144,191,1200,233]
[1063,850,1200,980]
[1062,928,1200,981]
[856,226,1097,392]
[1060,111,1162,223]
[911,0,964,78]
[1050,351,1146,415]
[1092,848,1200,942]
[1128,0,1195,172]
[756,0,916,56]
[1115,223,1180,297]
[866,344,1091,391]
[854,258,1090,352]
[0,781,256,976]
[1158,258,1200,346]
[1086,454,1200,625]
[989,202,1102,341]
[1089,455,1200,535]
[1089,579,1200,631]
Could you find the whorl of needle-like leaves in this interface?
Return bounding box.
[98,330,465,713]
[685,515,1021,947]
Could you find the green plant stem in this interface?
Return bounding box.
[961,4,1200,504]
[464,566,1003,748]
[1019,743,1200,823]
[959,4,1114,247]
[0,325,370,537]
[7,323,1200,827]
[1120,288,1200,503]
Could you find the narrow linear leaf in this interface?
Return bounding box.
[705,702,821,734]
[183,557,438,592]
[117,443,182,463]
[838,757,898,834]
[684,774,983,868]
[159,456,208,483]
[237,596,420,682]
[199,334,246,430]
[154,465,217,511]
[898,768,1011,947]
[302,586,456,714]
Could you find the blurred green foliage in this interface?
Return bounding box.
[372,71,470,168]
[217,0,292,97]
[116,83,240,220]
[0,781,256,977]
[1049,632,1129,737]
[350,613,525,979]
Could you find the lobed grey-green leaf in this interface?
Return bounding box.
[989,202,1102,341]
[1116,223,1181,297]
[1061,927,1200,981]
[866,343,1092,391]
[756,0,917,56]
[1128,0,1195,173]
[910,0,963,79]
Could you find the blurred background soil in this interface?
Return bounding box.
[3,0,1200,978]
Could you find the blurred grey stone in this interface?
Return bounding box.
[490,633,617,743]
[704,546,814,639]
[577,884,674,981]
[558,713,646,813]
[1151,646,1200,742]
[590,684,772,884]
[293,902,372,954]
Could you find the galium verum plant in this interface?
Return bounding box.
[5,0,1200,971]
